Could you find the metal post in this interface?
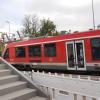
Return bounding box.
[6,21,10,37]
[92,0,95,30]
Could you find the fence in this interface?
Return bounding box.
[22,70,100,100]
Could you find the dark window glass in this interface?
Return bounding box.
[91,38,100,60]
[44,43,56,57]
[4,48,9,59]
[15,47,26,57]
[28,45,41,57]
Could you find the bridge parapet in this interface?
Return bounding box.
[22,70,100,100]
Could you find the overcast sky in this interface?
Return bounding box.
[0,0,100,33]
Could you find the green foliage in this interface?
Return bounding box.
[53,31,60,36]
[40,19,56,36]
[22,15,58,37]
[0,42,5,56]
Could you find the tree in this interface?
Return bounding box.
[53,30,60,36]
[40,19,56,36]
[0,42,5,56]
[23,15,39,38]
[31,15,40,37]
[22,15,58,37]
[23,15,31,35]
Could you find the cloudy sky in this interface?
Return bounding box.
[0,0,100,33]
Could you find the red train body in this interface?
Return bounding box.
[3,29,100,72]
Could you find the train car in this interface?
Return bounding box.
[2,29,100,72]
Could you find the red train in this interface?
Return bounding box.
[2,29,100,72]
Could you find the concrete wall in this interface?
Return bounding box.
[23,71,100,100]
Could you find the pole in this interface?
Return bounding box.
[6,21,10,37]
[92,0,95,30]
[8,22,10,35]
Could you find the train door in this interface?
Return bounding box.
[66,41,76,70]
[66,40,86,70]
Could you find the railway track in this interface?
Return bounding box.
[13,64,100,76]
[29,68,100,76]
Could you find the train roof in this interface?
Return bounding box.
[6,29,100,48]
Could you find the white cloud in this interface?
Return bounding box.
[0,0,100,33]
[58,0,91,7]
[25,0,100,31]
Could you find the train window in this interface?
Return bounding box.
[28,45,41,57]
[4,48,9,59]
[91,38,100,60]
[15,47,26,57]
[44,43,56,57]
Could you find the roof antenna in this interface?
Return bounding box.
[92,0,95,30]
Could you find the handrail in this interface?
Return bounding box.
[0,57,48,97]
